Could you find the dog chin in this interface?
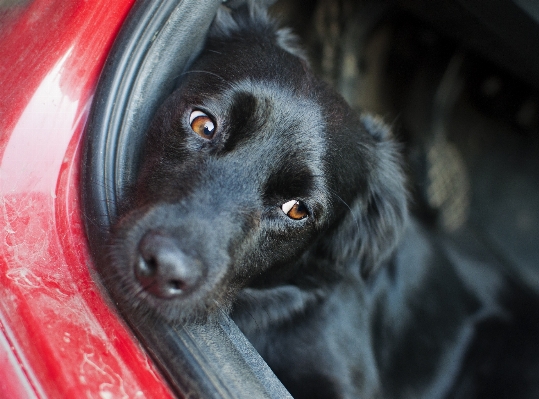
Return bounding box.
[111,277,237,325]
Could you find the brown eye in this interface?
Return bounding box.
[189,110,216,139]
[281,200,308,220]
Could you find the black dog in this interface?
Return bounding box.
[108,3,539,398]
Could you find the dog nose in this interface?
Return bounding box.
[136,231,202,298]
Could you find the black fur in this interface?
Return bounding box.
[106,3,539,398]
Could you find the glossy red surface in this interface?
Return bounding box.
[0,1,175,398]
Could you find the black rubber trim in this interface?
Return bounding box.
[81,0,291,398]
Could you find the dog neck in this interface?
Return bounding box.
[235,220,505,398]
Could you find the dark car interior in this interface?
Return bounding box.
[82,0,539,397]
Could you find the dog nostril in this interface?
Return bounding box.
[137,255,157,277]
[169,279,186,291]
[146,256,157,270]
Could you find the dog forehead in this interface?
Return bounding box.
[221,79,325,145]
[183,78,330,207]
[222,79,326,169]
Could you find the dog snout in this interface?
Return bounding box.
[136,231,203,298]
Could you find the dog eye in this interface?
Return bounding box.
[281,200,308,220]
[189,110,216,139]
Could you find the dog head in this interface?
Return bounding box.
[106,3,407,323]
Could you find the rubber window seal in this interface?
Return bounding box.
[81,0,291,397]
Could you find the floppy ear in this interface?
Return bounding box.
[358,115,409,277]
[222,0,276,11]
[328,115,408,278]
[210,0,309,62]
[209,0,272,38]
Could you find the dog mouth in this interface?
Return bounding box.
[123,253,235,324]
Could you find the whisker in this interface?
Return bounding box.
[311,178,362,236]
[178,69,229,84]
[237,291,263,331]
[327,186,360,228]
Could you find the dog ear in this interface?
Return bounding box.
[210,0,272,38]
[358,115,408,277]
[222,0,277,10]
[327,115,408,278]
[210,1,309,62]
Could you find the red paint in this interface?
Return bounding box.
[0,1,176,398]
